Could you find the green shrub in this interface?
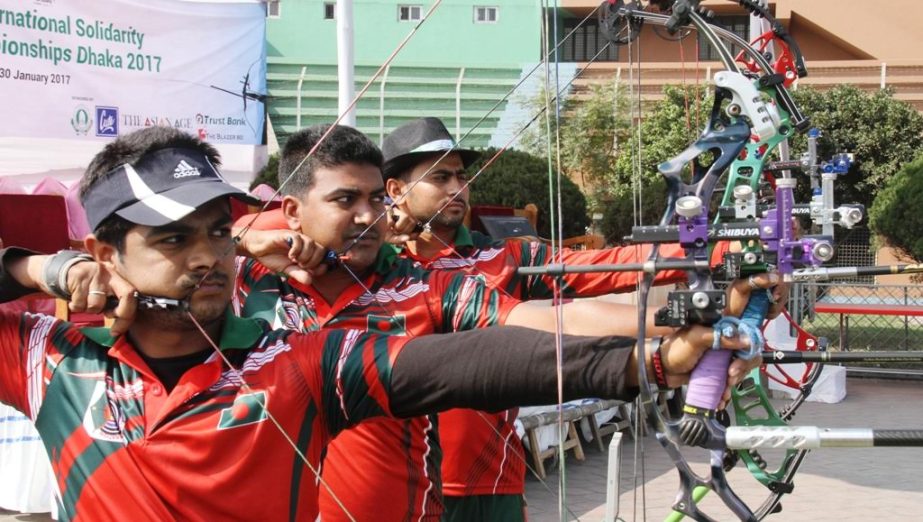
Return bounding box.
[789,86,923,211]
[468,147,589,238]
[869,155,923,262]
[250,152,280,191]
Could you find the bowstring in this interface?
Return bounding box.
[536,0,569,517]
[544,0,572,518]
[392,16,626,522]
[304,11,613,519]
[626,11,648,521]
[386,28,629,522]
[373,7,614,520]
[414,46,611,235]
[185,314,357,521]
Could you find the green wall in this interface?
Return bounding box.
[267,0,540,68]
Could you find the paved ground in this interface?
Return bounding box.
[525,378,923,521]
[2,378,921,521]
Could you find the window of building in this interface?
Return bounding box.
[398,5,422,21]
[266,0,281,18]
[324,2,335,20]
[698,15,749,61]
[474,6,498,24]
[560,17,618,62]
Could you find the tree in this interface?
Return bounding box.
[868,155,923,263]
[468,148,589,238]
[516,83,718,243]
[788,85,923,211]
[559,82,632,190]
[516,86,563,160]
[518,82,632,190]
[250,152,280,191]
[597,84,711,243]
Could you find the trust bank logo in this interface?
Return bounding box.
[95,106,119,137]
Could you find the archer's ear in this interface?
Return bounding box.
[84,235,117,268]
[281,195,304,232]
[386,177,406,202]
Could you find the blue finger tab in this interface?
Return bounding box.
[713,288,770,360]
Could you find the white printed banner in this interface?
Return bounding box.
[0,0,266,144]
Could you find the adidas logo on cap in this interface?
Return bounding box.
[173,160,201,179]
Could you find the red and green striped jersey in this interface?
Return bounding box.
[0,309,407,522]
[400,226,694,300]
[233,251,519,521]
[396,227,721,498]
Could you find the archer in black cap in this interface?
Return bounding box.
[73,126,259,330]
[81,130,258,233]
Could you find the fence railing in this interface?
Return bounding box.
[265,60,527,147]
[791,281,923,352]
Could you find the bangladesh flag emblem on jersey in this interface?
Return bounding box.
[218,391,269,430]
[367,314,406,335]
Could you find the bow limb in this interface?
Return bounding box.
[724,311,824,519]
[696,14,831,514]
[607,4,809,132]
[713,54,817,514]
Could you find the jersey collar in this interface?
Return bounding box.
[81,309,265,351]
[393,225,473,263]
[374,244,401,274]
[453,225,474,248]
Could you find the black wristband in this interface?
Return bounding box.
[42,250,93,300]
[0,247,40,303]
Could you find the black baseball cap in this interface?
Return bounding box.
[381,118,480,180]
[84,147,259,231]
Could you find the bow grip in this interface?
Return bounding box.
[679,289,770,447]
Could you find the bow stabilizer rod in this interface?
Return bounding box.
[726,427,923,449]
[762,350,923,364]
[515,259,712,276]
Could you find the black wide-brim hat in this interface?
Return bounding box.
[84,147,259,231]
[382,117,481,180]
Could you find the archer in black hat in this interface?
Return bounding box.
[383,117,482,257]
[382,117,480,181]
